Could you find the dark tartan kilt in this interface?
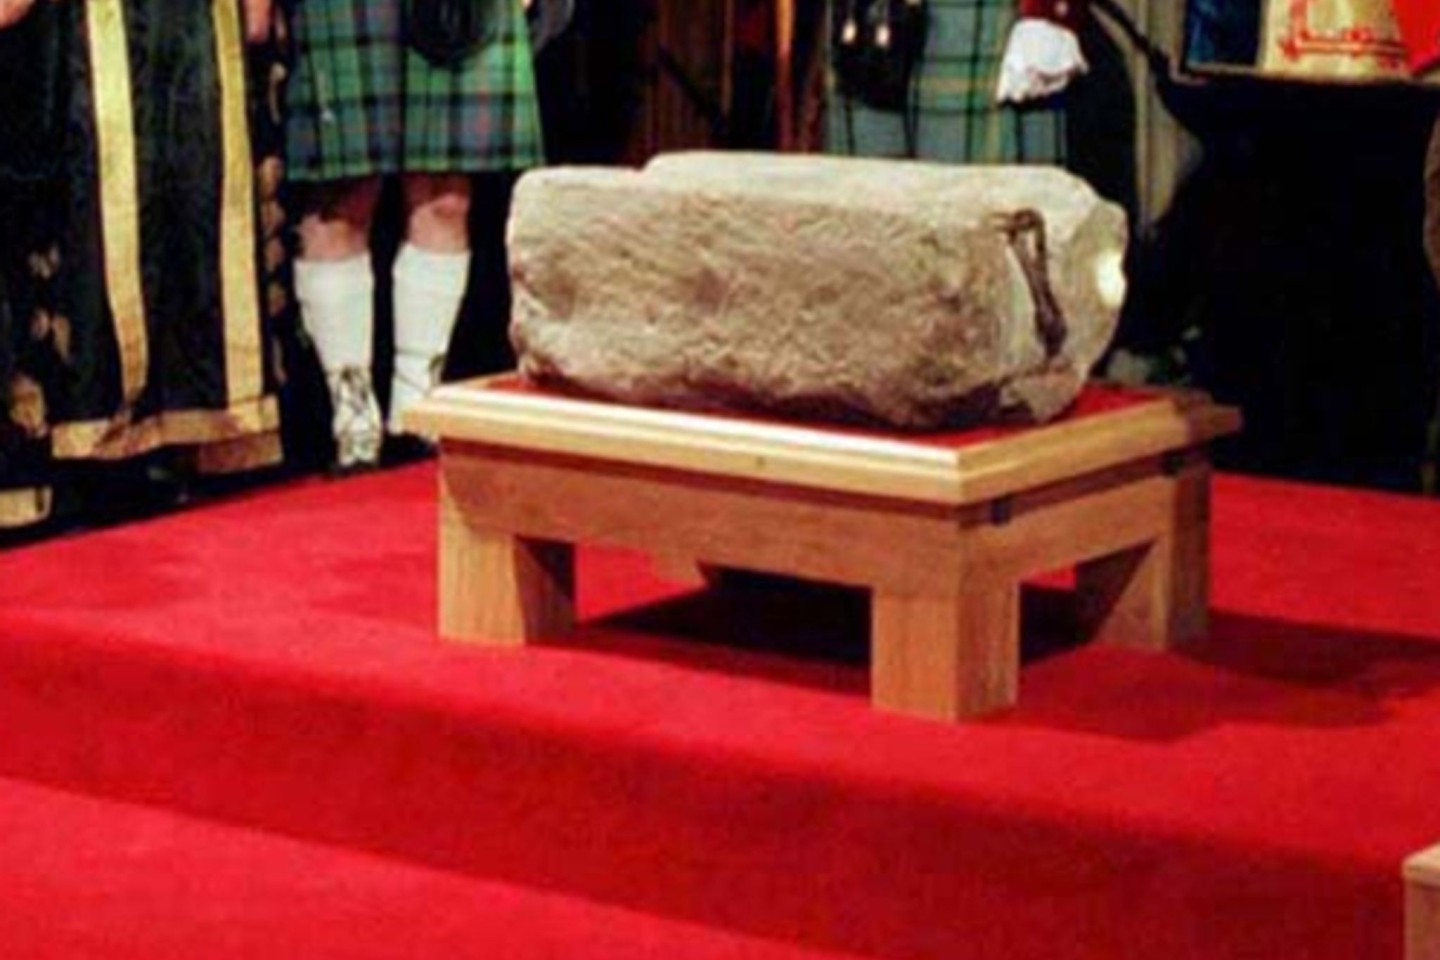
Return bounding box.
[829,0,1067,165]
[286,0,544,181]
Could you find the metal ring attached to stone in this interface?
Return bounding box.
[992,209,1068,360]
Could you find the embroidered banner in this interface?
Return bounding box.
[1392,0,1440,72]
[1258,0,1429,82]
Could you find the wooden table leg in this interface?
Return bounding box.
[439,490,575,645]
[871,577,1020,721]
[1076,463,1211,651]
[1408,846,1440,960]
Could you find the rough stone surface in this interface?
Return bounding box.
[509,152,1129,430]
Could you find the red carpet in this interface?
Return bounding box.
[1,463,1439,958]
[0,775,856,959]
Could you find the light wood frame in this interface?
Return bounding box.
[410,376,1240,722]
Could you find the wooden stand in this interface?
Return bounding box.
[409,376,1240,722]
[1409,846,1440,960]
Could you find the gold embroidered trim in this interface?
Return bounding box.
[51,396,280,462]
[86,0,149,403]
[0,487,53,529]
[193,431,283,475]
[212,0,266,406]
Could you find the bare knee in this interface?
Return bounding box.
[296,177,383,260]
[403,173,472,253]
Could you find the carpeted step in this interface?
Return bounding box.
[2,464,1440,960]
[0,774,862,960]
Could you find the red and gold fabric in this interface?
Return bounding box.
[1393,0,1440,73]
[1258,0,1437,83]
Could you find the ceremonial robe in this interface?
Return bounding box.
[1,0,284,530]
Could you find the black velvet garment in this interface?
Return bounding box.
[5,0,281,473]
[0,7,66,519]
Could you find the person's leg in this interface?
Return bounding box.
[390,172,472,434]
[293,177,384,470]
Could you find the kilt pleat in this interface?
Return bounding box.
[828,0,1067,165]
[286,0,543,180]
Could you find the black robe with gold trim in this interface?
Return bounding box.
[0,4,65,528]
[1,0,284,528]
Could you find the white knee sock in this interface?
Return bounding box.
[390,242,470,434]
[294,254,382,467]
[294,254,376,373]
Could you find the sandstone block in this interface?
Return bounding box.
[509,152,1128,429]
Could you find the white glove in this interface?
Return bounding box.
[995,18,1088,104]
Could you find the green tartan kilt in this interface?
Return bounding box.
[828,0,1067,165]
[285,0,544,181]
